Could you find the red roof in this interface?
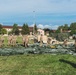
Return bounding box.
[2,26,22,29]
[2,25,33,32]
[29,27,33,32]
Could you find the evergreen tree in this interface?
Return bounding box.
[70,22,76,30]
[34,24,37,34]
[21,23,29,35]
[56,25,63,33]
[69,22,76,35]
[12,23,19,35]
[56,24,69,33]
[63,24,68,31]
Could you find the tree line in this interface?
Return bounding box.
[10,23,30,35]
[0,22,76,36]
[0,23,37,35]
[56,22,76,35]
[44,22,76,36]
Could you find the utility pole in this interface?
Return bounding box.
[33,11,35,35]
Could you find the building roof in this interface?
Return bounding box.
[2,25,33,32]
[2,26,22,29]
[29,27,33,32]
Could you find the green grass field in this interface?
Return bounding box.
[0,54,76,75]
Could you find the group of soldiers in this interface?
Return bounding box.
[0,34,76,52]
[0,34,17,47]
[0,34,30,48]
[0,34,49,48]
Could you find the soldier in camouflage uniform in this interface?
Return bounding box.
[22,35,29,47]
[0,36,2,47]
[25,35,29,47]
[11,35,17,46]
[47,37,51,46]
[40,34,43,47]
[63,39,68,47]
[22,35,25,46]
[0,34,4,47]
[8,34,12,46]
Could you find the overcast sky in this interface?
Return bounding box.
[0,0,76,29]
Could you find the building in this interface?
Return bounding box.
[2,25,33,35]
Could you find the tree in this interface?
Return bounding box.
[12,23,19,35]
[21,23,29,35]
[1,28,7,34]
[44,28,50,32]
[70,30,76,35]
[63,24,68,31]
[56,25,64,33]
[56,24,69,33]
[69,22,76,35]
[55,30,60,33]
[0,24,3,34]
[57,25,64,30]
[33,24,37,34]
[70,22,76,30]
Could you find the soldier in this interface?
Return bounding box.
[25,35,29,47]
[22,35,29,47]
[11,35,17,47]
[47,37,51,46]
[22,35,25,46]
[0,34,4,47]
[63,39,68,47]
[8,34,12,46]
[40,34,43,47]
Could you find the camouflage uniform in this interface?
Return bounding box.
[22,35,29,47]
[22,35,25,46]
[40,34,43,47]
[11,35,17,46]
[0,35,4,47]
[25,35,29,47]
[63,39,68,46]
[8,35,12,46]
[47,37,51,46]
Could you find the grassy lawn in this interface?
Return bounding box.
[0,54,76,75]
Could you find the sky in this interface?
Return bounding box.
[0,0,76,29]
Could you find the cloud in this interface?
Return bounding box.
[37,24,44,29]
[50,25,59,30]
[37,24,59,29]
[30,24,51,29]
